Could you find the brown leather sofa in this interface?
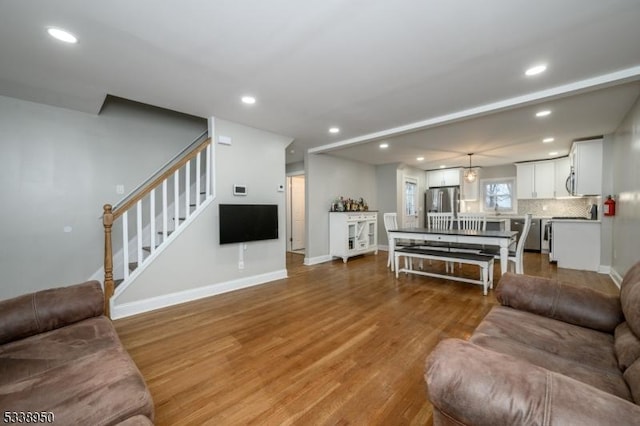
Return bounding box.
[425,261,640,425]
[0,281,154,425]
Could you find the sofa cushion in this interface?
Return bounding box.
[615,322,640,371]
[624,357,640,404]
[0,342,153,425]
[0,281,103,345]
[470,306,631,400]
[0,317,120,386]
[621,260,640,337]
[474,306,619,370]
[496,273,622,333]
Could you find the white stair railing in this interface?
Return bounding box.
[102,134,212,317]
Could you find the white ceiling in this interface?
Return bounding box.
[1,1,640,168]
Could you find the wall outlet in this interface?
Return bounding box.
[238,260,245,270]
[116,184,125,194]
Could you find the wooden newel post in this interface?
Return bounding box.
[103,204,114,318]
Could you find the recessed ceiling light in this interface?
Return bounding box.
[47,27,77,44]
[416,156,425,161]
[439,165,446,169]
[536,110,551,118]
[379,143,389,149]
[542,137,555,143]
[241,96,256,105]
[549,151,559,156]
[329,127,340,134]
[525,64,547,76]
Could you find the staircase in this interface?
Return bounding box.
[102,131,213,316]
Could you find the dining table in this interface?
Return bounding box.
[388,227,518,275]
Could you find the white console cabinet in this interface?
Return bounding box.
[329,212,378,263]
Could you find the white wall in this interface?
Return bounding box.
[0,95,206,299]
[115,119,293,306]
[305,153,377,263]
[611,96,640,277]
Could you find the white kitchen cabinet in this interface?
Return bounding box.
[551,220,601,271]
[427,168,460,188]
[554,157,572,198]
[570,139,603,196]
[329,212,378,263]
[516,162,555,199]
[461,167,480,200]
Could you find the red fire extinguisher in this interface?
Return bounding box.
[604,195,616,216]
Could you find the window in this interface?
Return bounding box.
[403,178,419,228]
[405,180,417,216]
[482,178,516,214]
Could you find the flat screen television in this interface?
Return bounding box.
[219,204,278,244]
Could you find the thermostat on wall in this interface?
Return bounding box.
[233,184,247,196]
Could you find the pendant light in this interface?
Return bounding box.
[464,153,477,183]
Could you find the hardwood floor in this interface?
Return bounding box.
[114,251,617,425]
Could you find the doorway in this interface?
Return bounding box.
[286,174,305,253]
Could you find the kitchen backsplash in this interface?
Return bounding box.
[517,198,600,217]
[461,197,600,217]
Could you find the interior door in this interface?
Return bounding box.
[290,175,305,251]
[403,178,419,228]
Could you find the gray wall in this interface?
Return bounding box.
[0,95,206,299]
[611,96,640,277]
[116,118,293,304]
[305,153,377,262]
[375,163,402,247]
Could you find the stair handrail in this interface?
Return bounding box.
[102,132,211,316]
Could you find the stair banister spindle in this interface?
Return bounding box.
[196,152,201,208]
[162,179,168,241]
[136,200,143,269]
[185,161,191,219]
[206,143,211,197]
[150,189,156,254]
[174,170,180,232]
[122,210,129,279]
[103,204,114,317]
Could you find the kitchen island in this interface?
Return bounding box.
[550,219,601,271]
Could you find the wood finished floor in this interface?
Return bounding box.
[114,252,617,425]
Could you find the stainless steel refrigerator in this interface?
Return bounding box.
[425,186,460,226]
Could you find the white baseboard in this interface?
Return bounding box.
[304,255,333,266]
[610,268,623,289]
[598,265,611,274]
[111,269,287,319]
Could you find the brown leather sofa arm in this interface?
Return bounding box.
[495,272,623,333]
[426,339,640,425]
[0,280,104,345]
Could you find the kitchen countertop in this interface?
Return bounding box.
[550,218,601,224]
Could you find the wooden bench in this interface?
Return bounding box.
[394,246,495,295]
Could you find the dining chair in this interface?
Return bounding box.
[451,213,488,268]
[424,212,454,271]
[480,213,531,274]
[457,213,487,231]
[426,212,454,230]
[383,212,415,268]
